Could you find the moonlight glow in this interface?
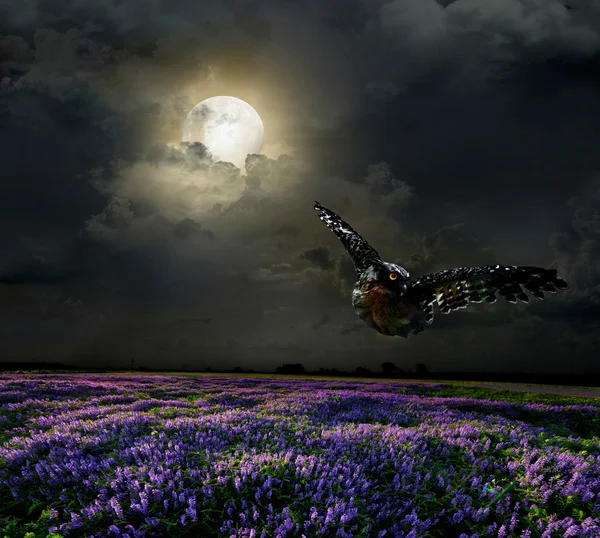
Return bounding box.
[182,96,264,168]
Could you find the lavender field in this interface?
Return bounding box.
[0,375,599,538]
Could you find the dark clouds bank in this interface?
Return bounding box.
[1,0,599,372]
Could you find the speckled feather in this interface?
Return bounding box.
[314,202,569,337]
[314,201,382,274]
[406,265,568,315]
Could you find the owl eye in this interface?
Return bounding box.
[389,272,398,281]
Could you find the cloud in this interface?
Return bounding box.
[311,313,332,330]
[447,0,600,60]
[86,142,246,230]
[300,246,334,270]
[270,224,302,238]
[0,35,32,84]
[1,0,599,372]
[364,162,414,209]
[404,223,497,275]
[550,188,600,289]
[0,256,82,285]
[533,185,600,329]
[233,0,272,41]
[377,0,600,87]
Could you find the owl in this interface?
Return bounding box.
[314,202,568,337]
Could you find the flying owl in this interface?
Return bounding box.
[314,202,568,337]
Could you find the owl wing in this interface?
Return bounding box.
[405,265,568,316]
[314,201,383,274]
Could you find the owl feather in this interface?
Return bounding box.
[313,201,569,337]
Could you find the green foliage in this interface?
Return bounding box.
[423,385,600,408]
[1,374,599,537]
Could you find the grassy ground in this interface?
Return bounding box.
[95,370,600,395]
[0,374,599,537]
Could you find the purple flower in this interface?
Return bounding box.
[1,374,599,537]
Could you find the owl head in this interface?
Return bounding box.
[363,262,410,295]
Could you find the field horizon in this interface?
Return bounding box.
[3,363,600,392]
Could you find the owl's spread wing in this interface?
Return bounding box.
[314,201,383,274]
[405,265,568,315]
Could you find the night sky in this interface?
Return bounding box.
[1,0,599,373]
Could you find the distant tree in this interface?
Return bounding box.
[275,363,305,375]
[233,366,244,373]
[415,363,429,375]
[318,367,331,375]
[247,368,256,374]
[204,367,213,372]
[381,361,398,374]
[355,366,372,376]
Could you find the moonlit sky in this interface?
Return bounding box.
[1,0,600,373]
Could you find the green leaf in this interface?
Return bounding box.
[27,502,46,516]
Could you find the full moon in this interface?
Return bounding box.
[182,96,264,168]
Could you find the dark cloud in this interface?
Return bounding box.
[233,0,272,41]
[173,219,215,241]
[0,0,599,372]
[300,246,335,270]
[270,224,302,238]
[311,313,332,330]
[550,189,600,290]
[531,186,600,330]
[404,223,497,275]
[0,256,82,285]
